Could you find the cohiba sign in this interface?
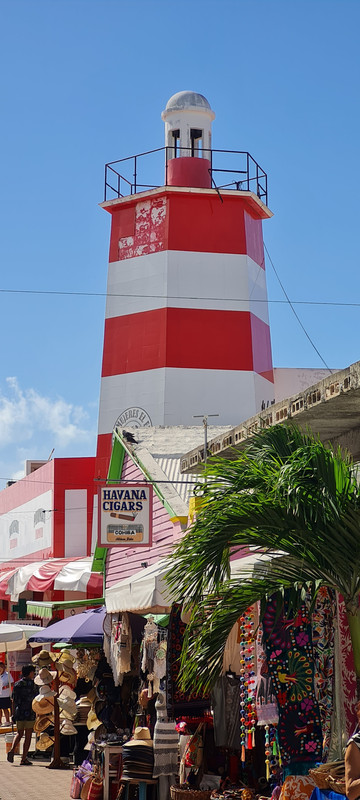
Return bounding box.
[98,484,152,548]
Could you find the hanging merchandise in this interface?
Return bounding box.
[141,615,167,696]
[167,604,210,718]
[262,594,323,767]
[311,588,336,758]
[238,608,257,765]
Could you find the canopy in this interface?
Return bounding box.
[105,551,273,615]
[0,623,46,652]
[0,557,103,601]
[29,606,106,645]
[105,560,173,615]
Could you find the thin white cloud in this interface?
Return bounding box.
[0,377,94,449]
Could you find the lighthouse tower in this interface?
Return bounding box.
[96,91,274,478]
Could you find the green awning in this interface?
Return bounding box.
[26,597,104,619]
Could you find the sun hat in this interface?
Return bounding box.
[32,696,55,715]
[34,667,57,686]
[59,685,76,701]
[34,716,54,733]
[58,696,78,716]
[60,719,77,736]
[32,650,56,667]
[125,727,153,747]
[36,732,55,751]
[57,651,76,664]
[77,696,92,708]
[58,664,77,685]
[39,684,55,697]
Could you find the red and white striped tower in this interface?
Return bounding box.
[96,91,274,478]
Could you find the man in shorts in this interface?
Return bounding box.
[0,661,13,724]
[7,664,37,765]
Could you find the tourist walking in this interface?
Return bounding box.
[0,661,13,725]
[7,664,37,765]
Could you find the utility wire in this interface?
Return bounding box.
[264,242,333,373]
[1,286,360,308]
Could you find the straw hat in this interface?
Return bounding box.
[39,684,55,697]
[34,716,54,733]
[32,650,56,667]
[32,696,55,716]
[125,727,153,747]
[77,696,92,708]
[57,651,76,664]
[34,667,57,686]
[36,732,54,751]
[60,719,77,736]
[58,665,77,685]
[86,709,102,731]
[58,696,78,717]
[59,685,76,701]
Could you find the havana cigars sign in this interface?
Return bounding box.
[98,484,152,547]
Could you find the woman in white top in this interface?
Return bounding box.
[0,661,13,724]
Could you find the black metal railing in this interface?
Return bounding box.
[104,147,268,206]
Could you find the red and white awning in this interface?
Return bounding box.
[0,557,102,602]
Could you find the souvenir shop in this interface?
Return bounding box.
[64,584,356,800]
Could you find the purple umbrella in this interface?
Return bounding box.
[28,606,106,645]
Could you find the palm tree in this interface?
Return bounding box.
[167,423,360,694]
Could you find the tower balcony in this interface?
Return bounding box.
[104,146,268,207]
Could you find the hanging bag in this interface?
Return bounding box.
[70,768,83,799]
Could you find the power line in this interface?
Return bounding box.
[264,243,333,373]
[1,286,360,308]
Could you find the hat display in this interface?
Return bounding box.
[32,696,55,716]
[126,727,153,747]
[34,716,54,733]
[34,667,57,686]
[36,732,55,751]
[60,719,77,736]
[32,649,56,667]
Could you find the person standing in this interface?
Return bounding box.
[0,661,13,725]
[7,664,37,766]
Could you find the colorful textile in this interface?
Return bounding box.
[166,604,210,717]
[278,775,316,800]
[336,595,357,738]
[262,596,323,766]
[311,588,335,758]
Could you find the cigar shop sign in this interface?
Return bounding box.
[98,484,152,547]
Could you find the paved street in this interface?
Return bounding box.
[0,732,72,800]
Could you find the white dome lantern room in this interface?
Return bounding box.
[161,90,215,161]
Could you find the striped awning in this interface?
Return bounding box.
[0,557,103,602]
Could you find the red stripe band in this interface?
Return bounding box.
[101,307,273,376]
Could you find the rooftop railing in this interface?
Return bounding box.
[104,146,268,206]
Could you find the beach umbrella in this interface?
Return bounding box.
[28,606,106,645]
[0,623,46,652]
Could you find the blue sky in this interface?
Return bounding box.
[0,0,359,487]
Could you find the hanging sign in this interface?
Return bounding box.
[98,483,152,548]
